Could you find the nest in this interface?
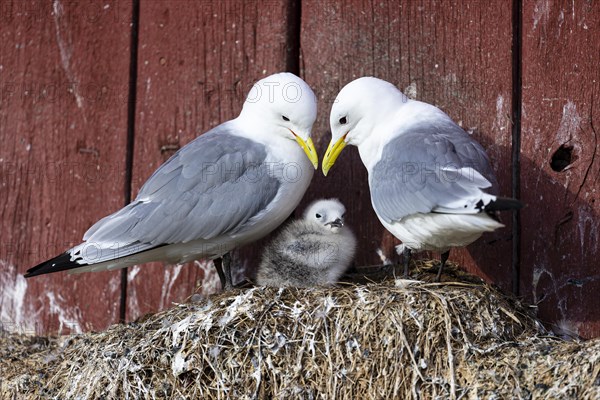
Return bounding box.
[1,261,599,399]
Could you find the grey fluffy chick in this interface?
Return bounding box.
[256,199,357,287]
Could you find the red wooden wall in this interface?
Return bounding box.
[0,0,132,334]
[520,0,600,338]
[1,1,598,338]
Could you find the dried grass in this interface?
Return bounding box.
[1,261,599,399]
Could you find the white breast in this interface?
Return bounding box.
[379,212,504,253]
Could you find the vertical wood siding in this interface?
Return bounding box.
[0,0,133,334]
[520,0,600,338]
[300,0,515,292]
[127,0,292,320]
[0,0,598,338]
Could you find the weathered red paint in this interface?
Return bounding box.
[520,0,600,338]
[0,0,132,333]
[300,0,515,291]
[127,0,293,320]
[1,0,599,339]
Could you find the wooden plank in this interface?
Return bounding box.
[520,0,600,339]
[0,0,132,333]
[300,0,515,290]
[127,0,292,320]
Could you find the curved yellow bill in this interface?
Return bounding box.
[294,135,318,169]
[322,135,347,176]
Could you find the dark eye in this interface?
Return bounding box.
[339,116,347,125]
[341,213,346,219]
[315,213,322,218]
[282,115,290,121]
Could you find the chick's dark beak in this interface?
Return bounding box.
[326,218,344,228]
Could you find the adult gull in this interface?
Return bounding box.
[26,72,319,290]
[322,77,521,280]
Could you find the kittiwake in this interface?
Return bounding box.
[256,198,357,287]
[322,77,522,280]
[26,72,319,290]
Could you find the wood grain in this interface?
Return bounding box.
[300,0,515,290]
[520,0,600,338]
[0,0,132,333]
[127,0,292,320]
[1,0,598,338]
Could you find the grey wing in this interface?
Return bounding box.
[370,124,497,223]
[80,123,280,260]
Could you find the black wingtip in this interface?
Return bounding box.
[25,253,87,278]
[484,197,524,212]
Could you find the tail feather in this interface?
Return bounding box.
[25,253,87,278]
[25,243,169,278]
[480,197,523,212]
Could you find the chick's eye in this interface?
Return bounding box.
[339,116,347,125]
[315,213,322,218]
[282,115,290,121]
[341,213,346,219]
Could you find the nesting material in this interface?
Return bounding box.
[1,261,599,399]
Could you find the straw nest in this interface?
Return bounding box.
[1,261,599,399]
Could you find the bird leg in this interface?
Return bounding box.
[213,257,226,289]
[403,247,412,277]
[222,252,233,290]
[214,253,233,291]
[435,251,450,282]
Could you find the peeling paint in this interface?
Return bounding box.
[375,248,392,265]
[0,262,85,335]
[103,273,121,323]
[556,101,581,144]
[128,265,141,283]
[0,261,32,332]
[531,263,548,304]
[52,0,85,112]
[557,10,564,37]
[159,264,183,310]
[553,101,582,189]
[127,265,141,319]
[577,207,600,257]
[493,94,509,140]
[495,95,504,129]
[532,265,569,330]
[46,291,82,334]
[532,0,550,31]
[195,260,220,294]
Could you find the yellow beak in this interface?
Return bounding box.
[294,135,318,169]
[321,135,347,176]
